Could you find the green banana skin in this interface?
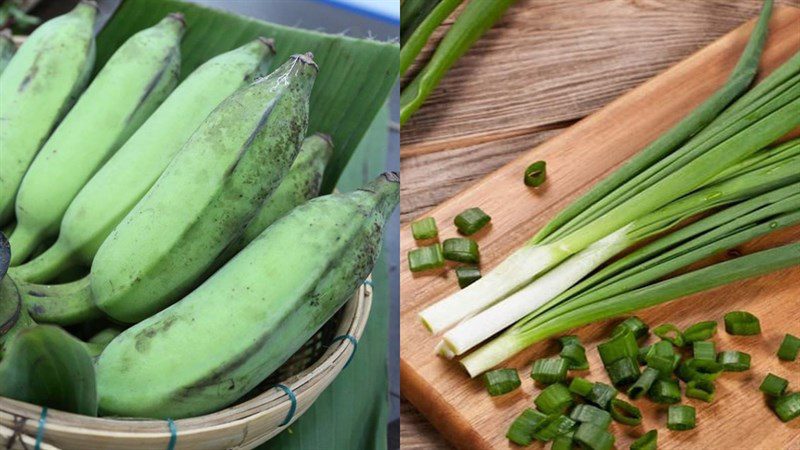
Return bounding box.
[10,37,277,284]
[0,29,15,75]
[214,132,333,266]
[83,328,122,358]
[0,276,35,359]
[96,173,399,419]
[92,54,318,324]
[17,276,100,326]
[7,13,185,266]
[0,1,97,226]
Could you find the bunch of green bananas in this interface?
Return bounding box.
[0,2,398,421]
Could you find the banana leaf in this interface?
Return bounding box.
[260,107,393,449]
[96,0,398,193]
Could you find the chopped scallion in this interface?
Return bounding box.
[531,357,569,384]
[569,404,612,428]
[683,320,717,342]
[717,350,751,371]
[609,398,642,426]
[692,340,716,361]
[598,328,639,366]
[627,367,659,400]
[455,266,481,289]
[534,383,574,414]
[574,422,615,450]
[644,341,676,378]
[587,382,617,410]
[532,414,576,442]
[677,358,723,382]
[724,311,761,335]
[637,345,651,365]
[408,244,444,272]
[774,392,800,422]
[653,323,684,347]
[613,316,649,340]
[630,430,657,450]
[648,379,681,404]
[686,379,716,402]
[482,368,520,396]
[559,335,588,370]
[551,432,575,450]
[506,408,546,446]
[454,207,491,236]
[759,373,788,397]
[606,357,640,387]
[569,377,593,397]
[667,405,696,430]
[777,333,800,361]
[524,161,547,188]
[442,238,480,264]
[410,217,438,240]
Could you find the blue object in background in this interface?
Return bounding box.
[315,0,399,25]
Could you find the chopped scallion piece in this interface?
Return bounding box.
[524,160,547,188]
[609,398,642,426]
[637,345,651,365]
[613,316,649,340]
[506,408,546,446]
[683,320,717,342]
[531,357,569,384]
[408,244,444,272]
[455,266,481,289]
[569,377,593,397]
[574,422,615,450]
[777,333,800,361]
[667,405,696,430]
[454,207,491,236]
[561,343,589,370]
[606,357,640,386]
[559,335,581,346]
[644,341,675,378]
[598,328,638,366]
[410,217,438,240]
[569,404,612,428]
[442,238,480,264]
[630,430,658,450]
[686,379,716,402]
[759,373,788,397]
[717,350,751,371]
[724,311,761,335]
[587,382,617,410]
[627,367,659,400]
[677,358,723,382]
[551,432,575,450]
[534,383,574,414]
[532,414,576,442]
[774,392,800,423]
[692,340,716,361]
[482,368,520,396]
[653,323,684,347]
[648,379,681,404]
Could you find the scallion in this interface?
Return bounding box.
[759,373,788,397]
[609,398,642,426]
[453,207,491,236]
[648,379,681,404]
[637,345,651,365]
[667,405,696,430]
[482,368,520,396]
[574,422,615,450]
[612,316,649,340]
[644,341,676,378]
[606,357,640,387]
[551,432,575,450]
[686,379,716,402]
[653,323,684,347]
[535,383,574,414]
[627,367,659,400]
[408,244,444,272]
[561,343,589,371]
[532,414,576,442]
[569,377,594,397]
[774,392,800,422]
[692,340,716,361]
[777,333,800,361]
[630,430,658,450]
[455,266,481,289]
[717,350,751,371]
[724,311,761,335]
[524,161,547,188]
[598,328,639,366]
[569,404,612,428]
[410,217,438,240]
[531,357,570,384]
[683,320,717,342]
[677,358,723,382]
[587,382,617,410]
[442,238,480,264]
[506,408,546,446]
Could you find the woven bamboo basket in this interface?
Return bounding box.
[0,278,372,450]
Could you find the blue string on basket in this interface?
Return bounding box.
[275,383,297,427]
[34,407,47,450]
[331,334,359,368]
[166,418,177,450]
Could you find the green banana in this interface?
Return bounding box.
[0,276,34,359]
[0,1,97,226]
[18,277,99,326]
[7,13,185,265]
[10,37,277,283]
[83,328,122,357]
[92,53,317,323]
[214,132,333,265]
[96,172,399,419]
[0,29,15,75]
[0,324,98,416]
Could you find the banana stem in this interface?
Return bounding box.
[16,275,100,326]
[8,241,76,283]
[7,224,45,266]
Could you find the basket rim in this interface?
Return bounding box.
[0,277,372,443]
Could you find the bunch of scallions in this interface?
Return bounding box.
[418,0,800,377]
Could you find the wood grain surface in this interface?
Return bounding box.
[399,3,800,448]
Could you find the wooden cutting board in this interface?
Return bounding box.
[400,7,800,450]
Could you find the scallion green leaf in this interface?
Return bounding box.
[535,383,574,414]
[524,161,547,188]
[574,422,615,450]
[667,405,696,430]
[759,373,788,397]
[686,379,716,402]
[569,404,612,428]
[442,238,480,264]
[692,340,716,361]
[482,368,520,396]
[455,266,481,289]
[724,311,761,335]
[609,398,642,426]
[569,377,593,397]
[531,357,569,384]
[587,382,617,410]
[677,358,723,382]
[532,414,576,442]
[506,408,546,446]
[410,217,438,240]
[637,345,651,365]
[630,430,658,450]
[717,350,751,371]
[408,244,444,272]
[683,320,717,342]
[612,316,649,340]
[648,379,681,404]
[653,323,684,347]
[774,392,800,422]
[606,357,640,387]
[551,432,575,450]
[777,333,800,361]
[644,341,676,378]
[453,207,491,236]
[598,328,639,366]
[558,335,588,370]
[627,367,659,400]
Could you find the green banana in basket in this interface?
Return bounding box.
[214,132,334,265]
[7,13,185,266]
[0,29,15,75]
[0,1,97,226]
[91,53,317,323]
[96,172,399,419]
[10,37,277,284]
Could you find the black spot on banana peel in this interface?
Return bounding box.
[95,174,399,419]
